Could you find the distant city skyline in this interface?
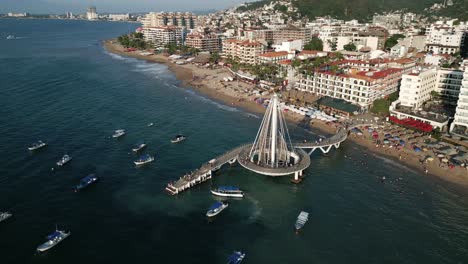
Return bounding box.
[1,0,257,14]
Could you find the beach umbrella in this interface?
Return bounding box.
[441,158,449,163]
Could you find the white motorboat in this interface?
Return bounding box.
[36,229,70,252]
[132,142,147,152]
[134,154,154,166]
[28,140,47,151]
[206,201,228,217]
[0,211,12,223]
[170,134,186,143]
[295,211,309,231]
[112,129,126,138]
[211,186,244,198]
[56,154,72,166]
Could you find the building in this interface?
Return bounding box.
[436,68,464,105]
[141,12,197,29]
[258,51,289,64]
[109,14,130,21]
[143,26,184,48]
[272,39,303,53]
[7,12,28,17]
[66,12,73,19]
[295,68,402,109]
[244,26,311,45]
[425,21,466,55]
[398,68,438,109]
[451,61,468,136]
[222,39,265,64]
[185,32,221,52]
[86,6,98,20]
[322,35,380,52]
[372,13,401,30]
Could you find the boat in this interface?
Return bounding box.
[132,141,147,152]
[170,134,186,143]
[36,228,71,252]
[0,211,12,223]
[227,251,245,264]
[75,174,98,192]
[211,186,244,198]
[6,35,15,40]
[147,122,154,127]
[28,140,47,151]
[56,154,72,166]
[134,154,154,166]
[112,129,126,138]
[295,211,309,231]
[206,201,228,217]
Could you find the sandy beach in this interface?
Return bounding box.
[103,40,468,188]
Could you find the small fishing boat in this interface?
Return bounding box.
[56,154,72,166]
[134,154,154,166]
[227,251,245,264]
[36,228,70,252]
[211,186,244,198]
[28,140,47,151]
[112,129,126,138]
[132,141,147,152]
[6,35,15,40]
[75,174,98,192]
[147,122,154,127]
[206,201,228,217]
[0,211,12,223]
[295,211,309,231]
[171,134,186,143]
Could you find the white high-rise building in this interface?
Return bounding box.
[425,21,467,55]
[86,6,98,20]
[398,68,438,109]
[451,60,468,136]
[142,26,184,48]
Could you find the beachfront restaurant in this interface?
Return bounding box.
[389,100,449,131]
[316,96,360,118]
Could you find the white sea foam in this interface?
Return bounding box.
[370,152,419,174]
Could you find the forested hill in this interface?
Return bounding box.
[237,0,456,21]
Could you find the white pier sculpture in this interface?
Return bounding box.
[237,94,311,182]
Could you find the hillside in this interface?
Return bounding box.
[434,0,468,21]
[237,0,445,20]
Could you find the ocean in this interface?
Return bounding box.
[0,19,468,264]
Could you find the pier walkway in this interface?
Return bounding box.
[166,118,384,195]
[165,144,251,195]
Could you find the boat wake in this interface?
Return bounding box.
[246,196,262,223]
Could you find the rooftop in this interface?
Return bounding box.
[258,51,288,58]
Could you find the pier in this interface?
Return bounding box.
[165,144,251,195]
[165,107,384,195]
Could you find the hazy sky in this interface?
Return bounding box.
[1,0,257,14]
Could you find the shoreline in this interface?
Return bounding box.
[102,40,468,189]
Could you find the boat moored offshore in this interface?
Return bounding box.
[227,251,246,264]
[28,140,47,151]
[36,228,70,252]
[0,211,12,223]
[112,129,126,138]
[132,141,147,152]
[134,154,154,166]
[170,134,186,143]
[295,211,309,231]
[75,174,98,192]
[206,201,228,217]
[56,154,72,166]
[211,186,244,198]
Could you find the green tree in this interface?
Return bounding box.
[304,37,323,51]
[165,43,178,55]
[384,34,405,50]
[210,52,221,64]
[343,42,357,51]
